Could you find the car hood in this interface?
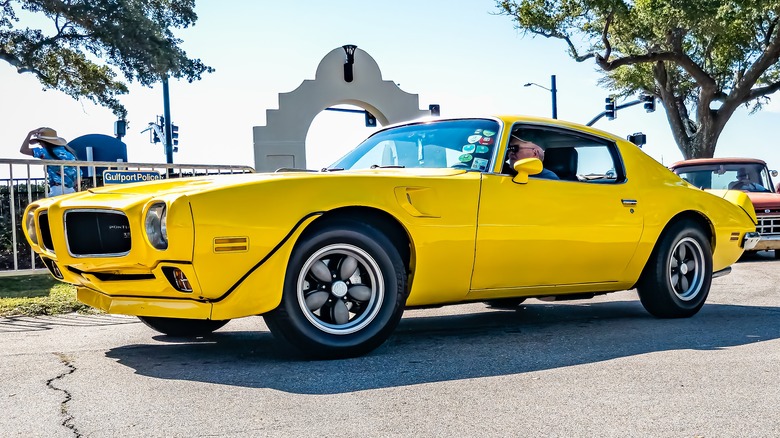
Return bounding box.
[85,168,469,196]
[744,192,780,210]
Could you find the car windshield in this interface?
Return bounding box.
[674,162,773,193]
[329,119,501,171]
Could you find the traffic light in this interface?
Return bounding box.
[429,104,440,117]
[171,124,179,146]
[365,111,377,127]
[605,97,617,120]
[152,130,161,143]
[627,132,647,147]
[641,94,656,112]
[114,120,127,139]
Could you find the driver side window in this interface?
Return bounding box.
[511,124,624,183]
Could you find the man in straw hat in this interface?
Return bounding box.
[20,127,78,196]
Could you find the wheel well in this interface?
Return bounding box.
[301,207,413,272]
[635,211,714,288]
[667,211,715,249]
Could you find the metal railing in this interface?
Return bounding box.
[0,158,255,277]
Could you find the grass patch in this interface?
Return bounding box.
[0,275,99,317]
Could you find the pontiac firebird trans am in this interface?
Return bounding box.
[24,116,759,358]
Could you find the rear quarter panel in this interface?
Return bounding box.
[618,144,755,277]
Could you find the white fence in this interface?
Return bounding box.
[0,158,255,277]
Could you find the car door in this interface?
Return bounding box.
[470,127,644,290]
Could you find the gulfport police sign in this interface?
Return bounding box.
[103,170,163,185]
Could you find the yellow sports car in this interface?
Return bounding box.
[23,116,759,358]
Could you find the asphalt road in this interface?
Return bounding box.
[2,253,779,437]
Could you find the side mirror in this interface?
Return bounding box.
[771,170,778,177]
[512,158,543,184]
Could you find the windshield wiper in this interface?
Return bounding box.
[321,167,345,172]
[370,164,405,169]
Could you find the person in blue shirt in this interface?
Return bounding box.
[20,127,78,196]
[503,135,560,180]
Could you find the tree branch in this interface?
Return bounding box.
[748,81,780,100]
[765,16,779,48]
[723,22,780,114]
[0,51,51,80]
[654,61,690,147]
[601,12,613,62]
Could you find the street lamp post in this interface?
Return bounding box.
[523,74,558,119]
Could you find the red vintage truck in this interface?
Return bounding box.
[670,157,780,258]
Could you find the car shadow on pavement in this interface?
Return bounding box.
[105,300,780,395]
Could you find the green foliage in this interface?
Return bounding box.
[0,0,213,118]
[498,0,780,158]
[0,278,93,317]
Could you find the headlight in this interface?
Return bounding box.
[25,210,38,246]
[144,203,168,250]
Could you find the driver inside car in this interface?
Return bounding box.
[502,135,560,180]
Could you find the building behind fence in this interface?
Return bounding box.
[0,158,254,276]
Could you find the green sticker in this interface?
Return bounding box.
[459,153,473,163]
[482,130,495,137]
[476,145,489,154]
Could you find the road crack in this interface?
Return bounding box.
[46,353,82,437]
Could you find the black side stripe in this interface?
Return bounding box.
[210,211,324,303]
[82,212,324,304]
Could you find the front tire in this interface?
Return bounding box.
[264,221,407,359]
[138,316,229,337]
[637,221,712,318]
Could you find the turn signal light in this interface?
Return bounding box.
[162,267,193,293]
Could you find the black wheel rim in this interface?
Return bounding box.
[296,243,384,335]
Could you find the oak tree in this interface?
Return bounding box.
[497,0,780,158]
[0,0,213,118]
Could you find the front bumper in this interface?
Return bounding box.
[748,233,780,251]
[743,232,761,250]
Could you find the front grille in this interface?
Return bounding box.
[757,214,780,236]
[64,210,131,257]
[39,212,54,252]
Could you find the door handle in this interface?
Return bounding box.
[621,199,638,206]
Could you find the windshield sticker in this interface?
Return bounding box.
[479,136,494,145]
[474,129,483,135]
[475,145,489,154]
[471,158,489,171]
[482,130,496,137]
[458,153,473,163]
[462,144,476,153]
[467,135,482,144]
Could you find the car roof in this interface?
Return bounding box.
[669,157,767,169]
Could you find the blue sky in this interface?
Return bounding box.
[2,0,780,172]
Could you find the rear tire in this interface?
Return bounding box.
[264,220,407,359]
[637,221,712,318]
[138,316,229,337]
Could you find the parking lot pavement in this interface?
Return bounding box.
[2,254,779,437]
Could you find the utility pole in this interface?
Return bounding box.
[524,75,558,119]
[550,75,558,119]
[162,76,174,164]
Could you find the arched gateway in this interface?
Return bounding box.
[253,45,430,172]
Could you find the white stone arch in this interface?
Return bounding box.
[253,46,429,172]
